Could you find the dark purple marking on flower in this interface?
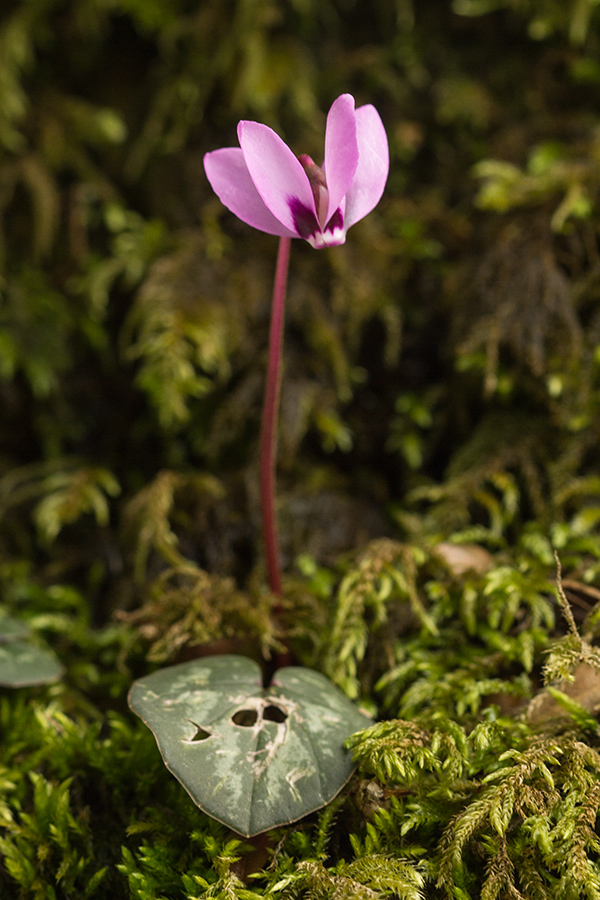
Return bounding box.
[288,196,320,240]
[325,208,344,235]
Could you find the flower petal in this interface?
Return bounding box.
[203,148,297,237]
[238,121,317,235]
[323,94,359,226]
[343,104,389,230]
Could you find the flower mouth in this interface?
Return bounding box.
[289,155,346,248]
[288,197,346,248]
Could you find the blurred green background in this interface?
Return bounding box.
[2,0,600,619]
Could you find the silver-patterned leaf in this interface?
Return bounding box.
[129,655,371,836]
[0,641,64,687]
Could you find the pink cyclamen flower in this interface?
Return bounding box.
[203,94,388,249]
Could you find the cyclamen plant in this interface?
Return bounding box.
[204,93,389,595]
[129,95,388,836]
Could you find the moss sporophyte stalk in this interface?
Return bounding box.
[127,95,388,837]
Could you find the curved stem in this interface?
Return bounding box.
[260,236,291,596]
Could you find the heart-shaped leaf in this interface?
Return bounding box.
[0,612,63,687]
[129,655,371,836]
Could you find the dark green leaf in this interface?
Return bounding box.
[0,641,64,687]
[129,655,371,836]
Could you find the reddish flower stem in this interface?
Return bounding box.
[260,236,291,598]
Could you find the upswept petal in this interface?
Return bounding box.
[203,148,296,237]
[323,93,359,226]
[238,121,316,235]
[343,104,389,230]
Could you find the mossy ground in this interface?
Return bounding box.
[1,536,600,898]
